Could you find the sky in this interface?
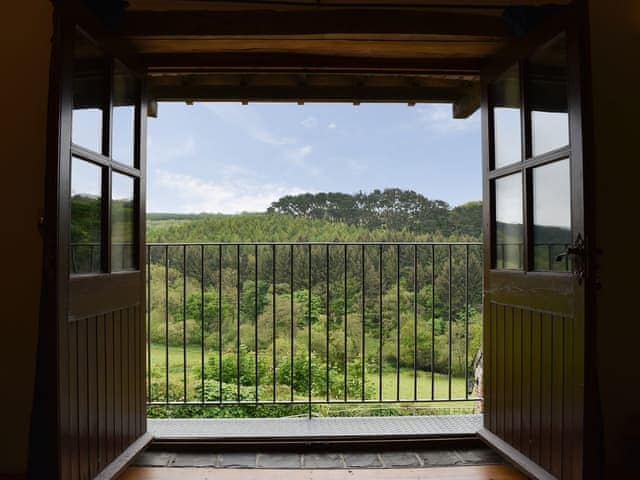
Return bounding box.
[146,102,482,214]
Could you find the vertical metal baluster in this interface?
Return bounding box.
[255,244,259,403]
[414,244,418,402]
[272,244,276,403]
[165,245,169,403]
[378,244,383,402]
[396,244,400,401]
[326,244,330,402]
[201,245,205,404]
[361,244,365,401]
[218,245,222,404]
[431,244,435,401]
[290,244,294,402]
[147,245,151,402]
[344,244,348,402]
[465,244,470,401]
[183,245,187,403]
[448,244,452,401]
[236,244,240,402]
[308,244,312,417]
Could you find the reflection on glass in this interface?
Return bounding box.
[533,159,572,272]
[112,61,137,166]
[72,30,104,153]
[530,33,569,156]
[71,157,102,274]
[495,173,523,269]
[492,64,522,169]
[112,173,136,271]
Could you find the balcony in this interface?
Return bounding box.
[143,241,483,440]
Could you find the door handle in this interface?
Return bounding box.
[555,234,586,283]
[555,246,583,262]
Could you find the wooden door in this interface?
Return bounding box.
[478,13,592,480]
[45,12,150,480]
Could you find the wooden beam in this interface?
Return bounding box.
[148,83,466,104]
[127,0,571,12]
[453,84,481,118]
[118,9,510,38]
[142,53,483,75]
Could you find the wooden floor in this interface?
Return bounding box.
[122,465,526,479]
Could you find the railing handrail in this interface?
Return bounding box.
[146,241,483,246]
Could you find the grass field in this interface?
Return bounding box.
[147,343,479,416]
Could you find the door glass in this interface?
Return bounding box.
[491,64,522,169]
[112,62,137,166]
[70,157,102,274]
[494,173,523,269]
[112,173,136,271]
[530,33,569,156]
[72,30,105,153]
[533,159,572,272]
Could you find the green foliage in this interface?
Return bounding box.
[145,189,483,419]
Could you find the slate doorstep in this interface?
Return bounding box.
[134,451,176,467]
[380,452,422,468]
[219,452,258,468]
[257,453,302,468]
[171,453,219,467]
[303,453,345,468]
[343,453,383,468]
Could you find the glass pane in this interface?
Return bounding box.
[72,30,105,153]
[530,33,569,156]
[112,62,138,166]
[533,159,572,272]
[112,173,136,271]
[70,157,102,274]
[494,173,523,269]
[491,64,522,169]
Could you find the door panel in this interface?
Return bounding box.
[479,15,587,480]
[50,14,150,479]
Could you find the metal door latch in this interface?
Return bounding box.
[555,234,586,283]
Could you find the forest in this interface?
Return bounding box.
[142,189,484,418]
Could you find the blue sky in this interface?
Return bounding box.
[147,102,481,214]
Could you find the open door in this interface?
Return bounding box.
[45,11,150,479]
[478,13,591,480]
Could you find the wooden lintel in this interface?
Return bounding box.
[141,53,483,75]
[119,9,510,38]
[453,84,481,118]
[148,83,465,105]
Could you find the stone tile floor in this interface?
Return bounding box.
[135,447,504,469]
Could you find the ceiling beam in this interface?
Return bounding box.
[118,9,510,38]
[452,84,481,118]
[142,52,482,75]
[148,83,465,104]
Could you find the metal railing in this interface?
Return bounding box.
[144,241,484,415]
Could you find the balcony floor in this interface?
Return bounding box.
[147,414,482,441]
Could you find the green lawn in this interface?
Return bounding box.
[147,343,479,415]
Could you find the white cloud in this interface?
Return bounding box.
[286,145,320,176]
[205,103,295,146]
[347,158,368,173]
[416,104,479,135]
[148,135,195,164]
[151,169,305,214]
[301,116,318,128]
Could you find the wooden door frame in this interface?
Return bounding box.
[477,2,599,479]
